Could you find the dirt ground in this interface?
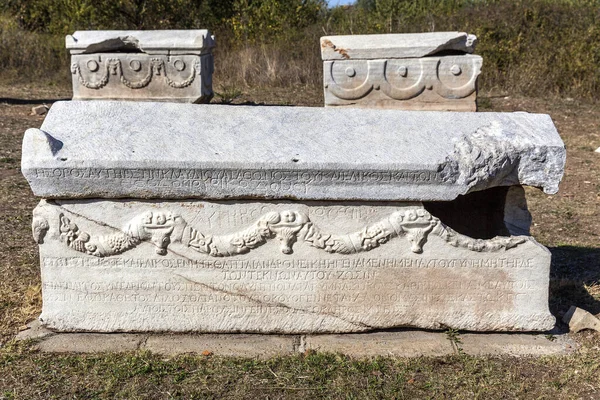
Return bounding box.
[0,84,599,399]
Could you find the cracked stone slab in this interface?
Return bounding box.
[320,32,477,61]
[143,334,295,358]
[303,331,453,357]
[33,199,555,333]
[459,333,576,356]
[66,30,215,55]
[22,101,565,201]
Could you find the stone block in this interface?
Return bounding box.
[143,334,295,357]
[33,199,555,333]
[66,30,214,103]
[320,32,481,111]
[22,100,565,335]
[459,333,576,356]
[35,333,145,353]
[22,101,565,200]
[303,331,453,357]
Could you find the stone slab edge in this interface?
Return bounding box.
[21,101,566,201]
[16,321,576,358]
[66,30,215,55]
[321,32,476,60]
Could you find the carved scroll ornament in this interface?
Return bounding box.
[55,208,525,258]
[324,57,481,101]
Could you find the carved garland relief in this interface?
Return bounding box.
[71,57,202,90]
[324,57,481,101]
[55,208,526,258]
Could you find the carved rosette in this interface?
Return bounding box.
[48,207,526,258]
[323,55,482,110]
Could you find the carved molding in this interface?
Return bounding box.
[53,208,526,258]
[324,57,481,101]
[71,57,201,90]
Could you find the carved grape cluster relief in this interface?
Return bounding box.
[51,208,526,258]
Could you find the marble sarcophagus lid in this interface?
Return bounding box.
[321,32,481,111]
[66,30,215,103]
[22,101,565,333]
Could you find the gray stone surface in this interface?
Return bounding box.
[35,333,145,353]
[33,199,555,333]
[66,31,214,102]
[66,30,215,55]
[460,333,576,356]
[22,101,565,200]
[15,319,55,341]
[303,331,453,357]
[20,327,577,357]
[563,306,600,333]
[320,32,476,60]
[323,54,481,111]
[144,334,295,357]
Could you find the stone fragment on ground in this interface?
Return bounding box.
[21,100,566,334]
[563,306,600,333]
[30,105,49,115]
[22,101,565,200]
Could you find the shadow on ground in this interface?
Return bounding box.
[0,98,69,105]
[549,246,600,319]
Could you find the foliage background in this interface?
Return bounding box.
[0,0,599,99]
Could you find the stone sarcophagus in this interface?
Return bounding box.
[321,32,481,111]
[66,30,215,103]
[22,102,565,333]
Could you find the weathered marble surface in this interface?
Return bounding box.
[66,30,215,55]
[324,54,482,110]
[33,199,555,333]
[320,32,480,110]
[21,101,565,200]
[66,30,214,102]
[320,32,476,61]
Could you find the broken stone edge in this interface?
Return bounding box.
[320,32,477,61]
[21,102,566,201]
[66,30,215,55]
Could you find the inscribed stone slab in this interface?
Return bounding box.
[33,199,555,333]
[66,30,215,55]
[21,101,565,200]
